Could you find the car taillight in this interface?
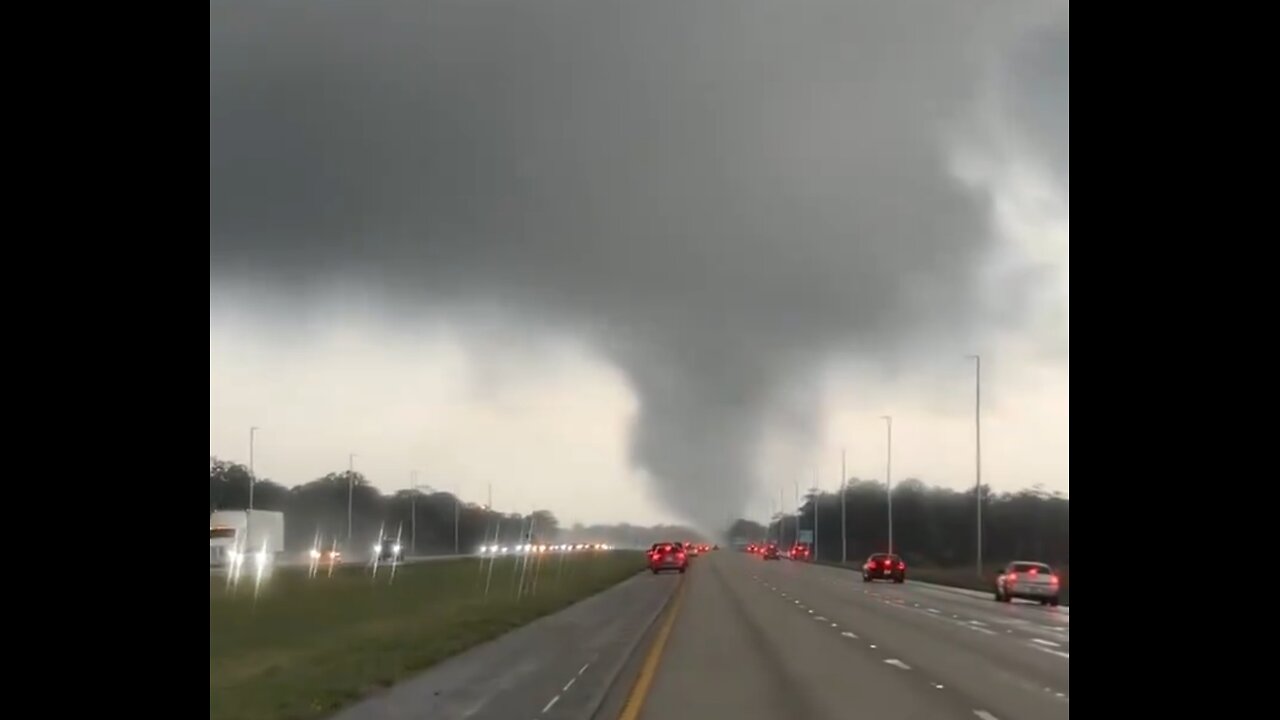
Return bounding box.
[677,552,686,559]
[1029,567,1038,575]
[1050,574,1060,586]
[897,561,905,570]
[1008,573,1018,583]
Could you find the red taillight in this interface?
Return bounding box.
[1029,567,1038,575]
[897,561,905,570]
[1050,574,1060,586]
[677,552,686,560]
[1008,572,1018,583]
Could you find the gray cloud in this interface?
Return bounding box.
[210,0,1069,530]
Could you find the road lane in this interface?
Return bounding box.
[326,568,676,720]
[635,553,980,720]
[748,555,1069,720]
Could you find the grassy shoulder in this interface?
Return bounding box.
[818,561,1071,606]
[210,552,644,720]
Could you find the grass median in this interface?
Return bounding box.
[210,552,644,720]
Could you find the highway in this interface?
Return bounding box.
[326,567,675,720]
[603,551,1069,720]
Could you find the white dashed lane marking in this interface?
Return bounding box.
[1031,638,1061,647]
[541,695,559,713]
[974,711,1000,720]
[884,659,911,670]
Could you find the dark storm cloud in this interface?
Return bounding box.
[210,0,1069,530]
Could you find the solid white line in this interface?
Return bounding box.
[542,695,560,713]
[1031,638,1061,647]
[1032,645,1070,659]
[841,631,859,639]
[578,663,590,676]
[562,677,576,691]
[884,659,911,670]
[974,711,1000,720]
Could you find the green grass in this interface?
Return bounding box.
[819,561,1070,606]
[210,552,644,720]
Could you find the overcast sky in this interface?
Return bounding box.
[210,0,1069,530]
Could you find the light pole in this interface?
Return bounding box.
[967,354,983,575]
[410,471,420,555]
[793,480,800,549]
[779,487,785,546]
[811,468,819,561]
[454,485,461,556]
[881,415,893,554]
[840,448,847,564]
[347,453,357,543]
[248,426,259,510]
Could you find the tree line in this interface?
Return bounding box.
[210,458,703,554]
[729,478,1068,569]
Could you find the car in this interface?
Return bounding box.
[994,561,1060,606]
[686,542,700,558]
[762,544,781,560]
[375,538,404,562]
[790,543,812,561]
[649,542,688,574]
[862,553,905,583]
[746,543,758,554]
[712,544,719,551]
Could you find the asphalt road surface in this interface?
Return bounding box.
[325,568,676,720]
[604,551,1068,720]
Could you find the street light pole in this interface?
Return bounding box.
[454,486,461,556]
[967,354,983,575]
[410,471,419,556]
[840,448,847,564]
[347,453,357,543]
[248,426,258,511]
[812,468,819,561]
[881,416,893,554]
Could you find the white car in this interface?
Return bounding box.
[994,561,1061,606]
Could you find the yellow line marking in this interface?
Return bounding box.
[617,577,688,720]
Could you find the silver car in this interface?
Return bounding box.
[994,561,1061,606]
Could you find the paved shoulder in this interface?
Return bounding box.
[328,570,677,720]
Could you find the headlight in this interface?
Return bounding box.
[393,545,402,554]
[374,544,382,553]
[309,549,321,559]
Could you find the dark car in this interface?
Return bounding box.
[862,553,905,583]
[649,542,688,574]
[790,542,812,561]
[762,544,781,560]
[375,538,404,562]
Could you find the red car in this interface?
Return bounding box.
[762,544,781,560]
[649,542,688,574]
[789,543,812,561]
[862,553,906,583]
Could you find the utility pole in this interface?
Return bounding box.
[347,453,357,543]
[840,448,847,564]
[881,416,893,555]
[248,426,258,510]
[410,471,419,556]
[812,468,819,561]
[968,354,983,576]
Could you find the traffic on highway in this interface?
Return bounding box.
[209,0,1068,718]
